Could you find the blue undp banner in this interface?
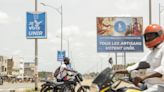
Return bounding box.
[97,17,144,52]
[57,51,65,61]
[26,12,47,39]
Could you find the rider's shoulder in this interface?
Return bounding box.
[61,64,67,67]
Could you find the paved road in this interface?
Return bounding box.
[0,82,42,92]
[0,79,93,92]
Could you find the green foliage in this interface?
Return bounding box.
[38,71,46,78]
[126,62,136,68]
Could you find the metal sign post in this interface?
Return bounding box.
[26,0,46,90]
[149,0,152,24]
[35,0,38,91]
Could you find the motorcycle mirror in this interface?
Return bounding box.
[135,62,150,70]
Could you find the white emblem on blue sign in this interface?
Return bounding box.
[26,12,47,39]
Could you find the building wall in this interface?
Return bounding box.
[7,58,14,75]
[0,56,8,76]
[24,62,35,78]
[19,61,24,78]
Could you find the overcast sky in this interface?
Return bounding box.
[0,0,164,74]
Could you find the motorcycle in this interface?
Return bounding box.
[78,62,150,92]
[40,72,89,92]
[40,80,64,92]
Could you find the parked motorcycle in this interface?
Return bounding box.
[78,62,150,92]
[40,72,89,92]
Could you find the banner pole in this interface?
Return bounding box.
[34,0,38,91]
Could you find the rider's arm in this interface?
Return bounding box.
[115,62,140,74]
[115,69,129,74]
[136,64,164,85]
[145,52,164,80]
[134,50,164,86]
[133,71,163,86]
[142,72,162,81]
[142,62,164,80]
[153,52,164,78]
[138,57,164,83]
[64,68,76,73]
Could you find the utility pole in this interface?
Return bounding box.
[67,38,70,58]
[34,0,38,91]
[149,0,152,24]
[60,5,63,64]
[159,3,164,25]
[159,3,161,25]
[41,3,64,62]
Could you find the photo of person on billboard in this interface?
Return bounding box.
[131,18,142,36]
[97,17,114,36]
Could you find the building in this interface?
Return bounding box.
[0,56,8,76]
[0,56,36,81]
[14,58,24,80]
[19,61,24,79]
[12,57,35,80]
[24,62,35,79]
[12,57,23,78]
[6,58,14,75]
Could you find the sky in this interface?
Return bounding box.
[0,0,164,74]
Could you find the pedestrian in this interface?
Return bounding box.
[108,57,113,69]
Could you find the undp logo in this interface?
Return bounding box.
[114,21,126,33]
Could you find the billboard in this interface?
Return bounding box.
[26,12,47,39]
[97,17,143,52]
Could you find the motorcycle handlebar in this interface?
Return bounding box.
[111,70,145,87]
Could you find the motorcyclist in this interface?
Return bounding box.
[108,57,113,69]
[56,57,76,82]
[115,24,164,92]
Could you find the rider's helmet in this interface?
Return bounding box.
[64,57,70,64]
[144,24,164,48]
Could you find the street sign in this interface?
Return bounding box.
[57,51,65,61]
[26,12,47,39]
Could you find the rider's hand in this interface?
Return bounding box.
[73,70,77,73]
[114,69,129,74]
[114,70,123,74]
[133,76,144,87]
